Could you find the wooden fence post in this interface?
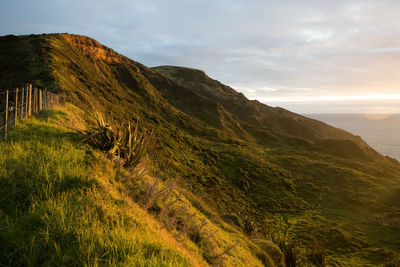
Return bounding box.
[34,87,37,113]
[43,89,45,109]
[38,89,41,111]
[33,87,35,114]
[21,87,25,119]
[25,85,28,118]
[28,84,32,116]
[32,87,34,114]
[36,88,39,112]
[25,87,27,116]
[39,90,43,111]
[14,88,18,126]
[36,88,38,113]
[37,89,39,112]
[5,90,8,141]
[25,85,29,118]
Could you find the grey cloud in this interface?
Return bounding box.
[1,0,400,113]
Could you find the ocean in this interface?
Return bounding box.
[305,114,400,161]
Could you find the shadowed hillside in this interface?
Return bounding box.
[1,33,400,266]
[152,65,382,161]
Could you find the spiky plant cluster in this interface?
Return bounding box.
[113,122,152,167]
[82,112,151,167]
[83,112,115,151]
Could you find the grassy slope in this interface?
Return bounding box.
[0,104,283,266]
[1,33,400,266]
[0,106,200,266]
[152,66,400,265]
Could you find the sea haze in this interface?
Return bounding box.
[305,114,400,161]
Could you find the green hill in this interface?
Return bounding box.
[1,33,400,266]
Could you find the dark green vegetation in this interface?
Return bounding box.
[1,33,400,266]
[81,112,151,168]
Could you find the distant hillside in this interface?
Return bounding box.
[1,33,400,266]
[152,65,382,161]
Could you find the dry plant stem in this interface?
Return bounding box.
[143,181,175,210]
[213,241,239,260]
[204,229,218,242]
[196,220,208,233]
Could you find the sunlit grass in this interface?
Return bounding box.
[0,108,275,267]
[0,111,192,266]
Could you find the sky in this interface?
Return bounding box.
[1,0,400,113]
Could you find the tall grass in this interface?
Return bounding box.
[0,110,191,266]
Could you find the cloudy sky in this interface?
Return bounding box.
[1,0,400,113]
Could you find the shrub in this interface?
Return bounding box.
[113,121,152,167]
[222,213,244,229]
[244,217,257,236]
[82,112,151,168]
[268,231,303,267]
[82,112,115,151]
[383,257,400,267]
[306,242,326,266]
[254,239,286,267]
[140,180,175,210]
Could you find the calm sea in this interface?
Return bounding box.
[305,114,400,161]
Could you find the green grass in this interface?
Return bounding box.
[0,110,194,266]
[0,107,281,267]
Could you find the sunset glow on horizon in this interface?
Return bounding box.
[254,93,400,103]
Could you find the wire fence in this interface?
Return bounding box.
[0,84,59,141]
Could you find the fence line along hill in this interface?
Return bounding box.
[0,84,59,141]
